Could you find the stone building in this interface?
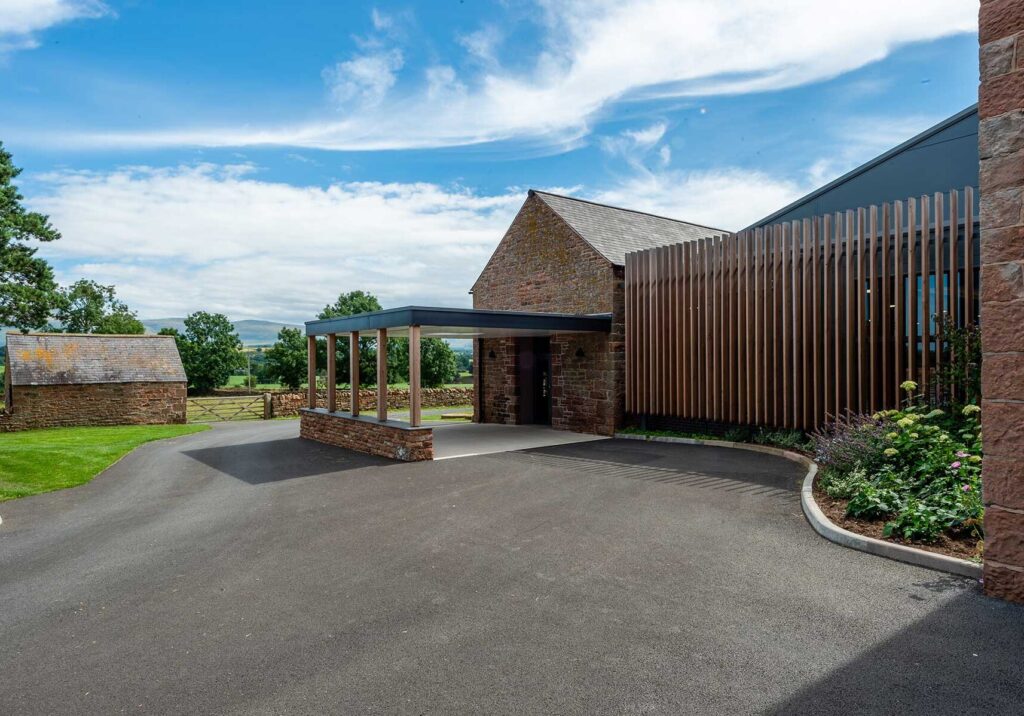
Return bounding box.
[1,334,187,431]
[471,190,721,436]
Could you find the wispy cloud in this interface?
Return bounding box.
[0,0,111,54]
[28,159,803,320]
[44,0,976,151]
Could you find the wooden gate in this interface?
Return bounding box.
[186,394,269,422]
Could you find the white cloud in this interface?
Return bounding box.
[322,49,404,108]
[593,167,805,230]
[50,0,976,150]
[30,164,523,322]
[0,0,110,54]
[28,160,805,320]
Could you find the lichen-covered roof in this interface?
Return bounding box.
[531,190,725,266]
[5,334,187,386]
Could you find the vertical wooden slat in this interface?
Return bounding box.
[674,244,685,416]
[307,335,317,409]
[780,223,790,428]
[349,331,360,417]
[881,203,891,408]
[835,213,844,417]
[907,197,918,387]
[801,218,812,429]
[949,189,960,328]
[868,206,878,413]
[742,233,752,424]
[377,329,388,421]
[686,242,696,417]
[894,201,904,396]
[855,208,866,415]
[920,194,931,393]
[934,191,945,388]
[964,186,975,326]
[773,224,783,427]
[408,325,421,427]
[625,254,632,414]
[845,210,856,417]
[823,214,833,422]
[701,239,709,419]
[811,218,820,427]
[327,333,337,412]
[727,235,736,423]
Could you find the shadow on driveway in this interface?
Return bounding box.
[182,436,391,484]
[518,438,803,498]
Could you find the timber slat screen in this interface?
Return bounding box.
[626,188,979,430]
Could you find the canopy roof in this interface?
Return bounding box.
[305,306,612,338]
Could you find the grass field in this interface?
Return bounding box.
[388,405,474,423]
[0,424,209,502]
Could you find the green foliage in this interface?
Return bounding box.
[163,312,245,394]
[751,428,812,451]
[265,326,307,390]
[453,347,473,373]
[52,279,144,334]
[318,290,381,385]
[0,143,62,330]
[934,314,982,409]
[386,336,459,388]
[0,424,209,501]
[813,382,983,543]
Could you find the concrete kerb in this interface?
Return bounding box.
[614,432,983,579]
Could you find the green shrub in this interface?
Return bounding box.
[812,381,983,543]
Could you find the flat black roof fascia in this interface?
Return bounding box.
[305,306,613,336]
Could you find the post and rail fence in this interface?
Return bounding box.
[625,187,980,431]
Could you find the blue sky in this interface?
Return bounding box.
[1,0,979,323]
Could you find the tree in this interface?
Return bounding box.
[53,279,144,334]
[162,312,244,393]
[318,290,381,386]
[388,336,459,388]
[0,143,61,330]
[265,326,307,390]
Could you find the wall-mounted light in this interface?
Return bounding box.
[575,348,586,358]
[488,350,496,359]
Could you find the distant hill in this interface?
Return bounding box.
[141,318,303,346]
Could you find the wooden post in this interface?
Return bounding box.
[350,331,360,416]
[326,333,337,412]
[307,335,317,409]
[409,325,421,427]
[377,328,388,421]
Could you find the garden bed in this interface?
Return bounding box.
[812,481,983,562]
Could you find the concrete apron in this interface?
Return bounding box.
[432,423,608,460]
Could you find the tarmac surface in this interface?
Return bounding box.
[2,421,1022,714]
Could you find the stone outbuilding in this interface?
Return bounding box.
[1,333,187,432]
[471,190,722,436]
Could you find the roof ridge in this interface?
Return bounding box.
[14,332,172,338]
[529,188,728,233]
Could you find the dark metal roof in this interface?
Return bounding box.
[5,333,186,386]
[531,190,725,265]
[305,306,612,337]
[747,104,979,229]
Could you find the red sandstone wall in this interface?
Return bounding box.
[0,382,187,432]
[979,0,1024,602]
[272,387,473,417]
[472,194,622,434]
[299,409,433,461]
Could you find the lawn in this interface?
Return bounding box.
[0,424,209,502]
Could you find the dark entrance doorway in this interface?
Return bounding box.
[517,337,551,425]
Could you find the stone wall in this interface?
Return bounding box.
[471,193,621,434]
[299,408,433,461]
[0,382,187,432]
[476,338,518,424]
[979,0,1024,603]
[272,387,473,417]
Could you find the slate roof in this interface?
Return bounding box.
[531,190,725,266]
[5,334,187,386]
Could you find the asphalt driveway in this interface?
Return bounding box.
[1,421,1021,714]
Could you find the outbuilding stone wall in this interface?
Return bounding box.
[471,193,622,435]
[979,0,1024,603]
[0,382,187,432]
